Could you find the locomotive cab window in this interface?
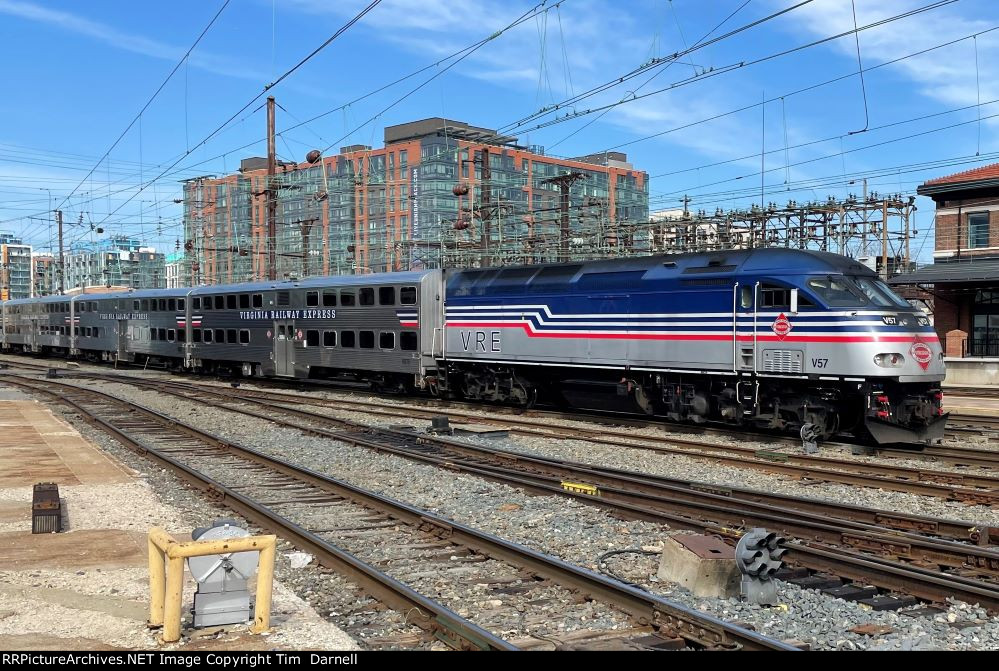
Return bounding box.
[306,292,319,307]
[739,285,753,310]
[379,287,395,305]
[760,284,791,309]
[400,287,416,305]
[360,288,375,306]
[807,277,867,307]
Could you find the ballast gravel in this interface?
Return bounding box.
[37,376,999,651]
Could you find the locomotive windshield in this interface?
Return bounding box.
[852,277,911,308]
[807,275,912,309]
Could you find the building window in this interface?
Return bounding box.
[969,212,990,249]
[399,150,407,168]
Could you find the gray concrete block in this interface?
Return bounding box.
[657,535,740,599]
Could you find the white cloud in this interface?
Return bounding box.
[0,0,262,81]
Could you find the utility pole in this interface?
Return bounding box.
[55,209,65,294]
[541,172,585,263]
[481,147,491,267]
[266,96,277,281]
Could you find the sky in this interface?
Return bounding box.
[0,0,996,263]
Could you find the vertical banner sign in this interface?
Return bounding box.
[410,166,420,266]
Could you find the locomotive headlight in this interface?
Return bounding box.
[874,353,905,367]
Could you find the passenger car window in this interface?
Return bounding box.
[239,295,249,309]
[226,295,236,310]
[379,287,395,305]
[323,330,336,347]
[306,292,319,307]
[340,290,356,306]
[400,332,417,351]
[341,331,356,348]
[400,287,417,305]
[379,332,395,349]
[306,330,319,346]
[360,288,374,306]
[322,291,336,307]
[239,329,250,344]
[252,294,263,308]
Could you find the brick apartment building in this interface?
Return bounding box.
[181,117,648,284]
[890,162,999,357]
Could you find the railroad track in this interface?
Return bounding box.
[2,354,994,450]
[0,373,796,652]
[28,372,999,615]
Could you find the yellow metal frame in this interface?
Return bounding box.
[147,527,277,643]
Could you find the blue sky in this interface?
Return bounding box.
[0,0,996,262]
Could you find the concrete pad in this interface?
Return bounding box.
[0,584,148,621]
[0,400,133,487]
[0,633,128,651]
[657,535,740,599]
[0,529,147,570]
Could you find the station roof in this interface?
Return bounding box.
[888,258,999,285]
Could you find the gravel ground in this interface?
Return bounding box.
[39,376,999,651]
[20,403,421,651]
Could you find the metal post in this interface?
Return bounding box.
[481,147,490,267]
[56,209,65,295]
[266,96,277,281]
[881,198,889,278]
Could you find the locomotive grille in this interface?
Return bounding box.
[762,349,802,373]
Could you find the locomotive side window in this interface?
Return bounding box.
[341,331,356,348]
[226,295,236,310]
[359,331,374,348]
[340,290,356,306]
[760,284,791,309]
[252,294,263,308]
[360,288,375,306]
[379,287,395,305]
[400,287,416,305]
[379,332,395,349]
[740,285,753,309]
[323,330,336,347]
[239,329,250,344]
[306,330,319,346]
[323,291,336,307]
[239,294,250,309]
[306,292,319,307]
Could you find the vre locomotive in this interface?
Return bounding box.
[1,248,946,444]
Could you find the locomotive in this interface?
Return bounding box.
[1,248,946,444]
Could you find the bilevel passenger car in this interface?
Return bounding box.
[0,247,946,444]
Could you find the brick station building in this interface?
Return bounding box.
[890,162,999,358]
